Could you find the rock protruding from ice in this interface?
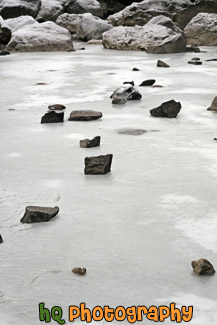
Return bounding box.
[68,110,102,121]
[157,60,170,67]
[6,21,73,51]
[84,154,113,175]
[191,258,216,275]
[20,206,60,223]
[110,85,142,105]
[150,100,182,118]
[36,0,64,22]
[207,96,217,111]
[65,0,103,18]
[41,111,64,123]
[0,0,41,19]
[72,267,86,275]
[80,136,101,148]
[48,104,66,111]
[184,13,217,46]
[139,79,155,86]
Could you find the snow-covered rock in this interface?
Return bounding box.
[76,13,112,40]
[36,0,64,22]
[184,13,217,46]
[6,21,73,51]
[65,0,103,17]
[0,0,41,19]
[56,13,81,33]
[3,15,37,32]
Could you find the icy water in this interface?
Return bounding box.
[0,45,217,324]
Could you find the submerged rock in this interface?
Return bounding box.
[72,267,86,275]
[0,235,3,244]
[139,79,155,86]
[20,206,59,224]
[41,111,64,123]
[157,60,170,68]
[191,258,215,275]
[80,136,101,148]
[84,154,113,175]
[150,100,181,118]
[69,110,102,121]
[207,97,217,111]
[111,85,142,105]
[118,128,147,135]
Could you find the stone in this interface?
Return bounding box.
[118,128,147,135]
[139,79,155,86]
[68,110,102,121]
[41,111,64,123]
[0,50,10,55]
[112,96,127,105]
[65,0,103,18]
[2,15,37,33]
[0,0,41,19]
[85,154,113,175]
[80,136,101,148]
[188,60,202,65]
[0,235,3,244]
[110,85,142,104]
[206,58,217,62]
[72,267,86,275]
[20,206,59,223]
[0,17,12,45]
[150,99,181,118]
[191,57,200,60]
[191,258,215,275]
[6,21,73,52]
[207,97,217,111]
[184,13,217,46]
[56,13,81,34]
[186,45,201,52]
[48,104,66,111]
[132,67,139,71]
[123,81,134,86]
[36,0,64,22]
[157,60,170,68]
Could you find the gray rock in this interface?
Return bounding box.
[207,96,217,111]
[2,15,37,33]
[139,79,155,86]
[0,0,41,19]
[20,206,59,223]
[56,13,81,33]
[191,258,215,275]
[68,110,102,121]
[80,136,101,148]
[150,99,181,118]
[65,0,103,17]
[157,60,170,67]
[110,85,142,104]
[41,111,64,123]
[112,96,127,105]
[36,0,64,22]
[84,154,113,175]
[48,104,66,111]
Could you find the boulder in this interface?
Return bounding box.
[150,99,181,118]
[36,0,64,22]
[2,15,37,33]
[72,267,86,275]
[84,154,113,175]
[157,60,170,67]
[0,0,41,19]
[103,16,186,53]
[6,21,73,51]
[41,111,64,123]
[0,235,3,243]
[139,79,155,86]
[80,136,101,148]
[191,258,215,275]
[68,110,102,121]
[184,13,217,46]
[207,96,217,111]
[0,16,12,45]
[65,0,103,17]
[56,13,81,33]
[110,85,142,105]
[20,206,59,223]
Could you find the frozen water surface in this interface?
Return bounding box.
[1,45,217,324]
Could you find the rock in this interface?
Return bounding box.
[157,60,170,67]
[103,16,186,53]
[188,60,202,65]
[84,154,113,175]
[150,99,181,118]
[132,67,139,71]
[20,206,59,223]
[139,79,155,86]
[0,0,41,19]
[86,39,102,45]
[0,17,12,45]
[0,50,10,55]
[65,0,103,17]
[41,111,64,123]
[80,136,101,148]
[207,97,217,111]
[153,85,163,88]
[206,58,217,62]
[110,85,142,104]
[123,81,134,86]
[48,104,66,111]
[0,235,3,244]
[72,267,86,275]
[2,15,37,33]
[191,258,215,275]
[191,57,200,60]
[112,96,127,105]
[213,138,217,141]
[76,13,112,41]
[36,0,64,22]
[68,110,102,121]
[6,21,73,52]
[56,13,81,34]
[184,13,217,46]
[118,128,147,135]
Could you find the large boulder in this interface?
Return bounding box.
[107,0,217,30]
[65,0,103,17]
[56,13,81,33]
[6,21,73,51]
[150,100,182,118]
[76,13,112,40]
[0,0,41,19]
[184,13,217,46]
[36,0,64,22]
[103,16,186,53]
[2,15,37,32]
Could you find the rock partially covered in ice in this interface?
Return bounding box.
[191,258,215,275]
[6,21,73,52]
[36,0,64,22]
[184,13,217,46]
[0,0,41,19]
[80,136,101,148]
[139,79,155,86]
[84,154,113,175]
[2,15,37,33]
[69,110,102,121]
[207,97,217,111]
[157,60,170,67]
[41,111,64,123]
[56,13,81,34]
[48,104,66,111]
[76,13,113,41]
[20,206,59,223]
[72,267,86,275]
[150,100,181,118]
[0,235,3,244]
[65,0,103,18]
[110,85,142,105]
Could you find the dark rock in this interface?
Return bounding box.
[186,46,201,52]
[139,79,155,86]
[191,57,200,60]
[80,136,101,148]
[36,82,46,85]
[0,25,12,45]
[79,47,85,50]
[157,60,170,68]
[48,104,66,111]
[68,110,102,121]
[206,58,217,62]
[41,111,64,124]
[0,235,3,244]
[207,96,217,111]
[132,67,140,71]
[110,85,142,104]
[153,85,163,88]
[112,96,127,105]
[0,0,41,19]
[123,81,134,86]
[213,138,217,141]
[20,206,59,224]
[188,60,202,65]
[118,128,147,135]
[72,267,86,275]
[150,100,181,118]
[84,154,113,175]
[0,50,10,55]
[191,258,215,275]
